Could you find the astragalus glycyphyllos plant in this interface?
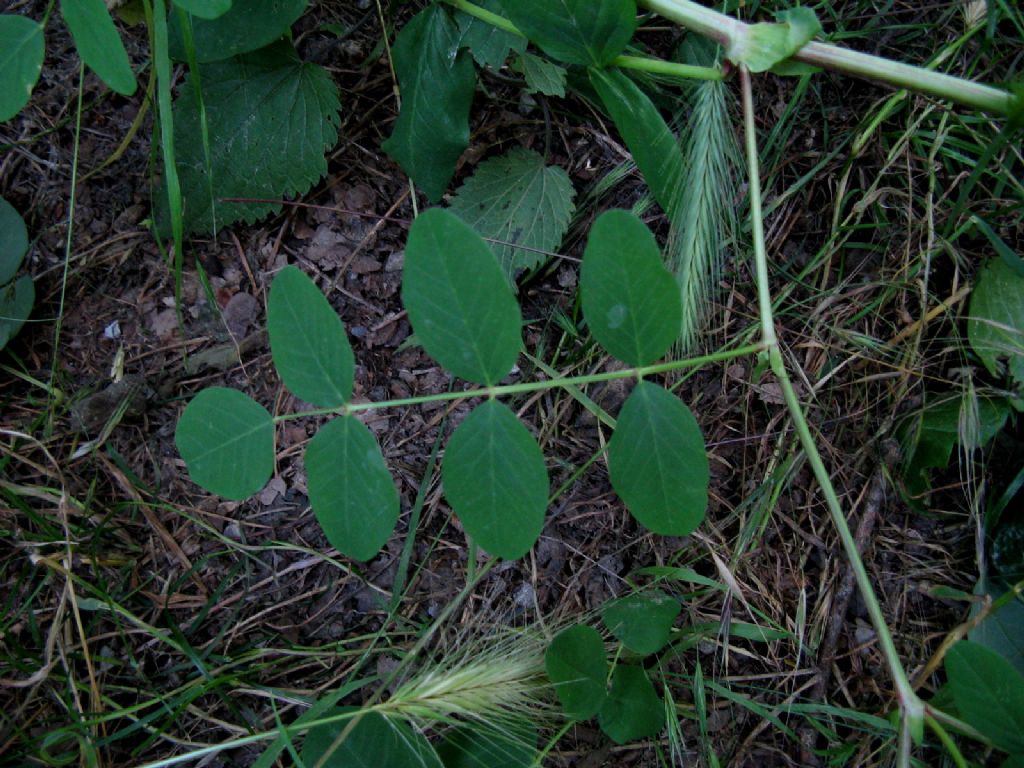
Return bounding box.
[166,0,1023,765]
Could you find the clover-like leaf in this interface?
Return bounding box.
[268,265,354,408]
[382,5,475,202]
[449,148,575,275]
[61,0,137,95]
[545,625,608,719]
[581,210,681,367]
[945,640,1024,754]
[168,0,306,62]
[601,591,680,655]
[498,0,636,67]
[589,68,684,215]
[305,416,399,562]
[728,7,822,73]
[0,196,28,285]
[598,665,664,744]
[176,387,274,500]
[302,709,443,768]
[0,275,34,351]
[0,15,45,122]
[161,39,341,234]
[607,381,708,536]
[442,400,548,559]
[403,209,522,385]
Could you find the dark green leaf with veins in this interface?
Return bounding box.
[498,0,636,67]
[382,5,475,202]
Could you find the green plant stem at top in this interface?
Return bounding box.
[445,0,723,81]
[641,0,1016,116]
[738,64,924,764]
[274,343,764,423]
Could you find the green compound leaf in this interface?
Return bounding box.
[163,40,341,235]
[449,148,575,275]
[442,400,548,559]
[302,709,442,768]
[61,0,137,95]
[168,0,306,62]
[305,416,399,562]
[382,5,475,202]
[267,265,354,408]
[455,0,526,70]
[945,640,1024,754]
[0,196,28,285]
[545,624,608,720]
[608,381,709,536]
[403,209,521,386]
[0,275,34,350]
[513,52,567,97]
[0,15,45,121]
[969,258,1024,407]
[728,7,822,73]
[598,665,664,744]
[589,68,684,215]
[176,387,274,500]
[601,590,680,656]
[172,0,232,20]
[581,210,681,367]
[498,0,636,67]
[436,723,537,768]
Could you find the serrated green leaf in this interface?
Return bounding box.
[305,416,399,562]
[455,0,526,69]
[161,40,341,235]
[0,15,44,122]
[382,5,475,202]
[302,709,443,768]
[442,400,547,559]
[969,258,1024,405]
[168,0,306,62]
[176,387,274,499]
[589,68,684,215]
[0,275,34,351]
[267,265,353,407]
[901,397,1009,499]
[0,196,28,285]
[607,381,708,536]
[545,625,608,719]
[436,723,537,768]
[598,665,664,744]
[729,7,822,73]
[449,148,575,275]
[946,640,1024,754]
[498,0,636,67]
[173,0,232,20]
[514,51,566,97]
[581,210,681,367]
[601,590,680,655]
[402,209,521,385]
[61,0,137,95]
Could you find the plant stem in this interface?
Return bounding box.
[445,0,723,80]
[274,344,763,423]
[612,55,722,81]
[738,65,924,757]
[640,0,1016,116]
